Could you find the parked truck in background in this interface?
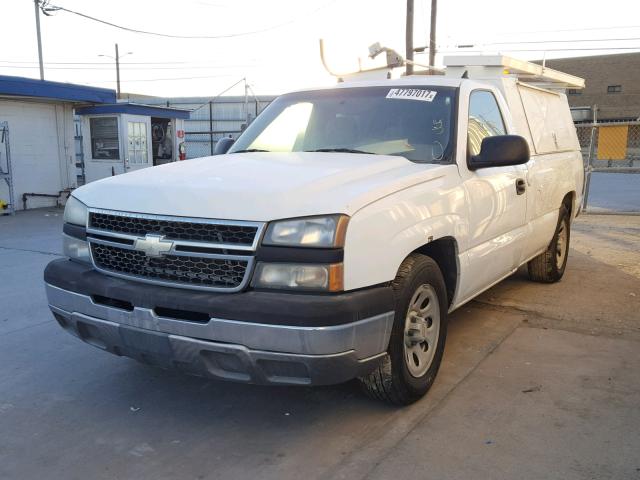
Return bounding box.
[44,56,584,404]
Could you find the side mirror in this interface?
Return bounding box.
[214,137,235,155]
[469,135,530,170]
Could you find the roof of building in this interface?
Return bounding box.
[0,75,116,104]
[75,102,191,119]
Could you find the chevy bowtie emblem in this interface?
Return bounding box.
[134,234,174,257]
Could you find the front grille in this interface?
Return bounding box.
[89,212,257,246]
[91,243,249,289]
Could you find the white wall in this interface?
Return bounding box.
[0,99,76,210]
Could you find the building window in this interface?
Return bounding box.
[607,85,622,94]
[568,89,581,95]
[90,117,120,160]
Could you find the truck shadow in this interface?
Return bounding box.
[83,248,640,429]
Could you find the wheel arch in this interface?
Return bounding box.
[412,236,459,307]
[562,191,576,218]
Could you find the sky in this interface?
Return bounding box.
[2,0,640,98]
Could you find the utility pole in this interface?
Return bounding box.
[99,45,132,99]
[34,0,44,80]
[405,0,414,76]
[115,43,121,98]
[244,78,249,128]
[428,0,437,67]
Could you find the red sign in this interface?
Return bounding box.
[177,129,185,139]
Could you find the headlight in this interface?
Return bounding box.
[63,196,88,227]
[63,234,91,264]
[263,215,348,248]
[252,262,343,291]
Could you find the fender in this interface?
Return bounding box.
[343,174,467,291]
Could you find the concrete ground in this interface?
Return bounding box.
[0,209,639,480]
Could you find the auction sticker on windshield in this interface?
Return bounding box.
[386,88,437,102]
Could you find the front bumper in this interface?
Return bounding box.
[45,259,395,386]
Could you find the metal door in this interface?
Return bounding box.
[0,122,15,215]
[122,115,152,173]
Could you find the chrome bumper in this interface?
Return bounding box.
[46,284,394,386]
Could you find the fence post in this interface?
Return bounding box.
[209,100,214,156]
[582,125,597,212]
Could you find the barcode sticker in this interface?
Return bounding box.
[386,88,437,102]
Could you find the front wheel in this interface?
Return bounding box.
[527,205,571,283]
[358,254,448,405]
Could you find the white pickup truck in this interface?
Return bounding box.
[45,56,584,404]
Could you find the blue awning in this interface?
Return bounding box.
[0,75,116,104]
[75,103,191,119]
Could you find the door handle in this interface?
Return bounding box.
[516,178,526,195]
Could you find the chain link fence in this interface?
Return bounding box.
[182,100,246,159]
[135,95,275,160]
[576,121,640,170]
[576,120,640,213]
[184,131,242,159]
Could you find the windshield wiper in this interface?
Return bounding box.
[232,149,270,153]
[305,148,375,154]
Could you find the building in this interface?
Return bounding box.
[0,75,115,212]
[75,103,190,184]
[0,75,192,213]
[124,94,276,159]
[540,53,640,122]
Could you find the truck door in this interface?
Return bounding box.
[459,90,528,300]
[122,114,152,173]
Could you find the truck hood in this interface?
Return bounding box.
[74,152,451,221]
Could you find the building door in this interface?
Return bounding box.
[122,115,151,173]
[0,121,15,214]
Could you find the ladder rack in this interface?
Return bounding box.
[0,121,15,215]
[443,55,585,89]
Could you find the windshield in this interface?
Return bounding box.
[229,86,456,163]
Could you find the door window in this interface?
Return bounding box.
[127,122,148,164]
[467,91,506,157]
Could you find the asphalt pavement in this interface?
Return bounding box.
[586,172,639,212]
[0,209,638,480]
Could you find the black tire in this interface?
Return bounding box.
[527,205,571,283]
[358,254,448,405]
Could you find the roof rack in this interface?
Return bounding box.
[443,55,585,89]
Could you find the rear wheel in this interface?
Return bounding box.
[527,205,571,283]
[358,254,448,405]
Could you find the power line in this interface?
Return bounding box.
[487,24,640,36]
[456,37,640,47]
[1,64,262,71]
[0,60,235,65]
[440,46,640,53]
[6,29,640,67]
[90,73,236,83]
[41,1,336,39]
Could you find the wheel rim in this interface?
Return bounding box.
[556,220,568,267]
[403,284,441,378]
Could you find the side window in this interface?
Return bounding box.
[467,91,506,157]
